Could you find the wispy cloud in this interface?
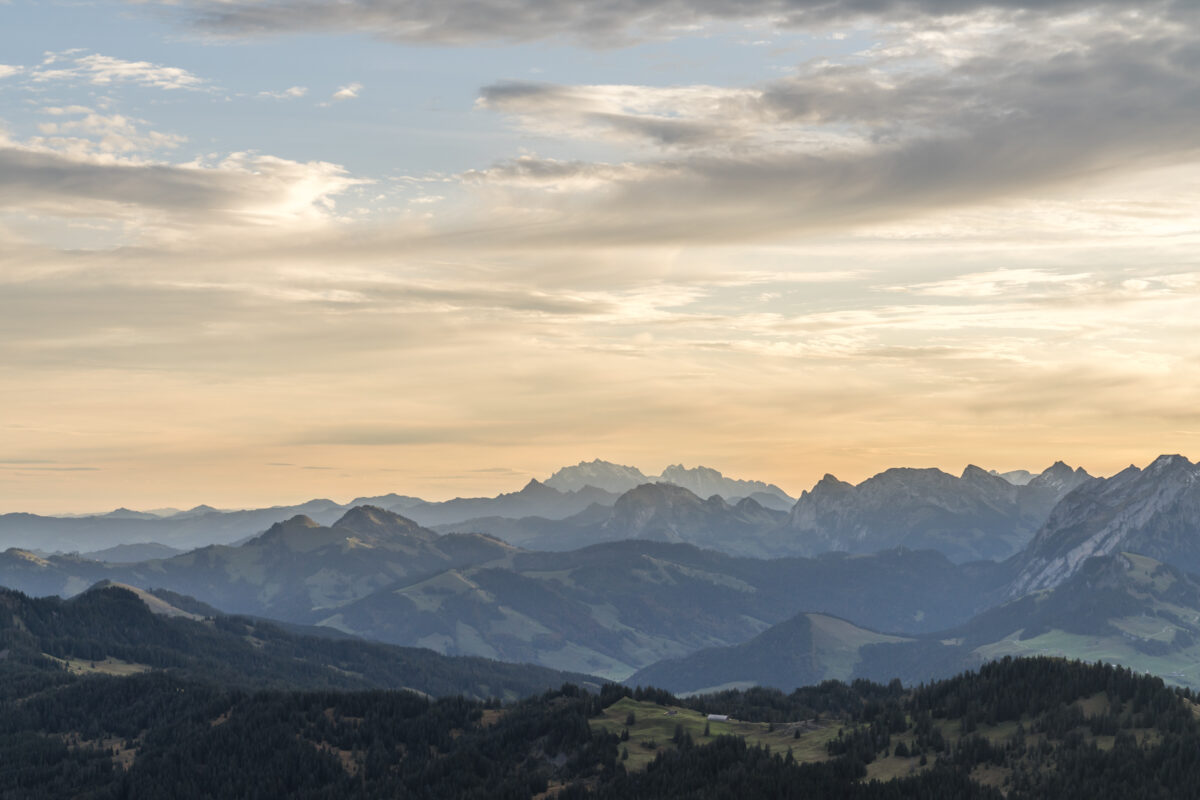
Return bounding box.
[31,108,186,156]
[170,0,1163,46]
[331,82,362,101]
[32,51,206,90]
[259,85,307,99]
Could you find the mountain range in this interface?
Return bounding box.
[0,460,788,553]
[438,461,1091,563]
[775,461,1093,562]
[440,482,790,557]
[4,453,1200,695]
[0,503,1008,679]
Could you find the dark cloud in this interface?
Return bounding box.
[0,147,233,212]
[169,0,1170,45]
[0,147,361,226]
[467,22,1200,244]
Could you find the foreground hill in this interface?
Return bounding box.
[632,550,1200,693]
[2,656,1199,798]
[0,584,599,699]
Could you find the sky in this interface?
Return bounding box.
[2,0,1199,513]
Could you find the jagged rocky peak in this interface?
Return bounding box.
[961,464,1012,485]
[544,459,650,493]
[1010,454,1200,597]
[864,466,956,487]
[734,496,765,513]
[806,473,855,496]
[702,493,733,511]
[850,467,966,504]
[782,458,1095,563]
[658,463,793,502]
[660,463,721,482]
[1146,453,1194,473]
[517,478,559,496]
[1029,460,1093,492]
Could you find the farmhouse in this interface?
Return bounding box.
[706,714,730,722]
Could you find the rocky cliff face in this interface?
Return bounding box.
[1010,454,1200,596]
[775,462,1092,562]
[657,464,793,504]
[544,459,651,493]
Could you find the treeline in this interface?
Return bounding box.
[0,674,615,799]
[0,586,594,698]
[599,657,1200,799]
[7,588,1200,798]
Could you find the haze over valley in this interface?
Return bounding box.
[4,454,1200,690]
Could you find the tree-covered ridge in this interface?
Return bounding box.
[3,656,1200,798]
[0,585,599,699]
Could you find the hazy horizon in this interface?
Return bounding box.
[5,452,1179,517]
[4,0,1198,514]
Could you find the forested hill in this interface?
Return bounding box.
[4,655,1200,798]
[0,585,599,699]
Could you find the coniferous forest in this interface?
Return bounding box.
[5,588,1200,800]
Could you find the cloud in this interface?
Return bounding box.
[0,64,21,80]
[166,0,1187,46]
[332,82,362,101]
[259,85,308,99]
[42,105,95,116]
[32,52,205,90]
[6,0,1199,512]
[895,269,1094,298]
[31,109,187,156]
[0,138,368,232]
[462,9,1200,245]
[477,82,772,151]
